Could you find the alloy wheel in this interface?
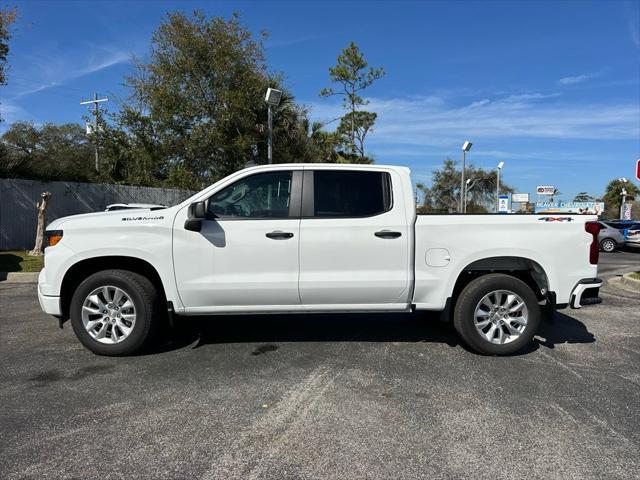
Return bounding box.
[81,286,137,344]
[473,289,528,345]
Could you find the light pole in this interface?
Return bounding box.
[464,178,471,213]
[619,178,628,219]
[459,141,472,213]
[264,88,283,164]
[496,161,504,213]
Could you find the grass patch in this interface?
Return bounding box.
[629,272,640,281]
[0,251,44,272]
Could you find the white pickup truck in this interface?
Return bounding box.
[38,164,602,356]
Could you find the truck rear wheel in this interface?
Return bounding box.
[453,273,540,355]
[70,269,159,356]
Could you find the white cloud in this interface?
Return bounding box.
[557,74,592,85]
[467,99,490,108]
[0,100,30,125]
[78,51,131,77]
[6,48,132,100]
[308,90,639,154]
[501,92,562,102]
[625,1,640,48]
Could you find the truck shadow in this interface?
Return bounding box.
[535,311,595,349]
[149,310,595,356]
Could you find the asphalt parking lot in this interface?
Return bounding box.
[1,252,639,479]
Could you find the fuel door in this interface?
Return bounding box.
[425,248,451,267]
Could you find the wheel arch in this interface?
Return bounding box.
[60,256,167,320]
[451,256,550,303]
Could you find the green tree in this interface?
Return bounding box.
[417,158,514,213]
[602,178,639,219]
[1,121,94,181]
[0,6,16,86]
[320,42,384,160]
[103,11,313,189]
[0,6,17,123]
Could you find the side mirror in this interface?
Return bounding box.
[189,201,206,219]
[184,201,207,232]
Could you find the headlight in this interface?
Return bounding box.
[45,230,63,247]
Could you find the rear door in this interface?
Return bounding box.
[298,168,411,307]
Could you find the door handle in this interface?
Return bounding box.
[375,230,402,239]
[266,231,294,239]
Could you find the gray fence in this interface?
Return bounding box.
[0,178,196,250]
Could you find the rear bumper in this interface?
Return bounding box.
[570,278,602,309]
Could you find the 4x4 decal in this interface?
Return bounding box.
[538,217,574,222]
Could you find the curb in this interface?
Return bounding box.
[621,272,640,292]
[0,272,40,283]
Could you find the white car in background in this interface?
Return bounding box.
[626,227,640,249]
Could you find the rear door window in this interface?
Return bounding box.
[312,170,392,217]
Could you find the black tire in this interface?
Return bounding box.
[453,273,541,355]
[70,269,160,356]
[599,238,617,253]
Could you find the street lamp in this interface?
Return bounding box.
[460,141,472,213]
[463,178,471,212]
[496,161,505,213]
[265,88,283,164]
[619,178,628,219]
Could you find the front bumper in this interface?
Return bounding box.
[570,278,602,309]
[38,270,61,316]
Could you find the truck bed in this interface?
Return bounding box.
[412,214,598,310]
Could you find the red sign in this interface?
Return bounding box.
[637,158,640,181]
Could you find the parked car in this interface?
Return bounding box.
[38,164,603,356]
[602,220,640,240]
[626,228,640,249]
[105,203,165,211]
[597,222,626,252]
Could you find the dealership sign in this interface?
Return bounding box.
[623,203,632,220]
[512,193,529,203]
[535,201,604,215]
[498,195,510,213]
[536,185,555,195]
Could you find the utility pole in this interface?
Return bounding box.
[80,92,108,173]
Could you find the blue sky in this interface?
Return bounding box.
[2,0,639,201]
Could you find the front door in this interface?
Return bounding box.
[173,169,302,312]
[298,169,411,307]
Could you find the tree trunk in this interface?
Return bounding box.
[29,192,52,257]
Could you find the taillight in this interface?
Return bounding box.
[585,221,601,265]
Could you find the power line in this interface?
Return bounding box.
[80,92,108,173]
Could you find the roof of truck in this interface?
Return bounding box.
[240,163,408,171]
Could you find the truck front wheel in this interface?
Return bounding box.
[453,273,541,355]
[70,269,159,356]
